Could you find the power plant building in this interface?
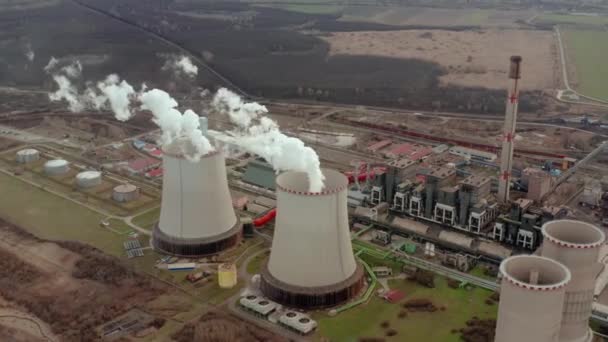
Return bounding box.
[495,255,571,342]
[261,169,364,309]
[15,148,40,163]
[152,145,241,257]
[76,171,102,188]
[44,159,69,176]
[540,220,605,342]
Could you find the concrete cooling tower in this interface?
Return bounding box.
[261,169,364,309]
[152,147,241,257]
[540,220,605,342]
[495,255,571,342]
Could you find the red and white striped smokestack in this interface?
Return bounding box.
[498,56,522,204]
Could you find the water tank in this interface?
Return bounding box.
[495,255,571,342]
[15,148,39,163]
[44,159,69,176]
[112,184,140,202]
[76,171,102,188]
[218,263,237,289]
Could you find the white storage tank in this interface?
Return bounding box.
[15,148,40,163]
[44,159,69,176]
[112,184,140,202]
[76,171,102,188]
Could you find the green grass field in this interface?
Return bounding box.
[0,172,124,256]
[132,207,160,230]
[246,249,269,274]
[246,0,344,14]
[537,13,608,27]
[563,29,608,101]
[314,277,497,341]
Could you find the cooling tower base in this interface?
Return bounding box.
[260,263,365,310]
[152,220,241,257]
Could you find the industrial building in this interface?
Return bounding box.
[448,146,497,163]
[152,144,241,257]
[76,171,102,188]
[242,158,276,190]
[15,148,39,163]
[44,159,69,176]
[261,169,365,309]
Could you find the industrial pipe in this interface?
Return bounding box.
[253,208,277,227]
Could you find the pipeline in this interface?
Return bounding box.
[253,208,277,227]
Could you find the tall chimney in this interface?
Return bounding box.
[498,56,522,204]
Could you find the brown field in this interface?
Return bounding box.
[322,29,558,90]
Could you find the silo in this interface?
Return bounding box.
[260,169,365,309]
[495,255,571,342]
[112,184,140,202]
[76,171,102,188]
[218,263,237,288]
[540,220,605,342]
[152,147,241,257]
[15,148,40,163]
[44,159,69,176]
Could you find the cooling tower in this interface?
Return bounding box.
[540,220,605,342]
[260,169,365,309]
[496,255,571,342]
[152,148,241,257]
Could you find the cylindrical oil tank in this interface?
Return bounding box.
[261,169,364,309]
[44,159,69,176]
[112,184,140,202]
[76,171,102,188]
[540,220,605,342]
[495,255,571,342]
[15,148,40,163]
[218,263,237,288]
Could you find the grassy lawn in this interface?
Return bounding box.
[247,0,344,14]
[132,207,160,230]
[314,277,497,341]
[107,218,134,234]
[246,249,269,275]
[563,29,608,100]
[0,172,124,256]
[537,13,608,27]
[469,265,497,281]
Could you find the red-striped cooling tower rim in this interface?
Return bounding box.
[161,148,220,160]
[499,255,571,292]
[276,170,348,196]
[541,220,605,249]
[276,182,347,196]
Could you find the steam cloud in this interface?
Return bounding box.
[162,55,198,77]
[24,44,35,62]
[88,74,137,121]
[139,89,214,161]
[46,59,85,112]
[212,88,325,192]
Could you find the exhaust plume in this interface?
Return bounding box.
[92,74,137,121]
[139,89,213,161]
[212,88,325,192]
[47,59,85,112]
[163,55,198,77]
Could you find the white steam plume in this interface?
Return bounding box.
[162,55,198,77]
[212,88,325,192]
[139,89,213,161]
[47,60,85,112]
[92,74,136,121]
[24,44,35,62]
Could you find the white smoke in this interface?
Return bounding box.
[92,74,136,121]
[47,60,85,112]
[44,57,58,72]
[24,44,35,62]
[162,55,198,77]
[139,89,213,161]
[212,88,268,128]
[212,88,325,192]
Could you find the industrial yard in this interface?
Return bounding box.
[1,0,608,341]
